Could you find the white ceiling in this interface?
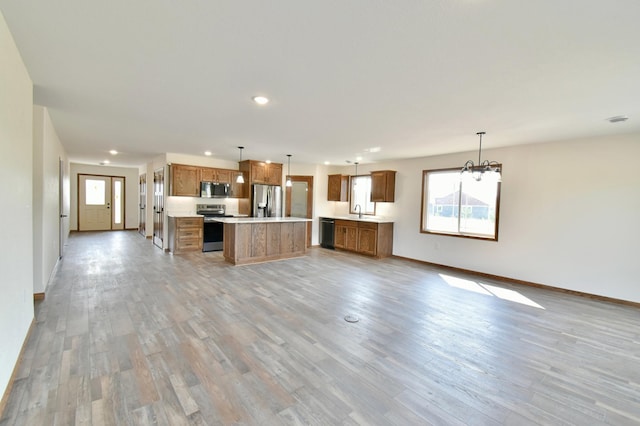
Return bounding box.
[1,1,639,167]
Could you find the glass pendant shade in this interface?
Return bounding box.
[236,147,245,183]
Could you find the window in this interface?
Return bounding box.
[421,167,501,240]
[85,179,106,205]
[350,175,375,215]
[113,180,122,225]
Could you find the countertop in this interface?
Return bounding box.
[212,217,312,224]
[167,214,204,218]
[321,216,394,224]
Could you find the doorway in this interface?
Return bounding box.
[139,173,146,237]
[78,174,125,231]
[153,167,165,249]
[285,176,313,247]
[59,159,67,258]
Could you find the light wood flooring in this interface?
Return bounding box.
[2,230,639,425]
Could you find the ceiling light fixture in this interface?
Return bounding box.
[608,115,629,123]
[109,150,118,155]
[252,96,269,105]
[204,151,212,156]
[286,154,292,187]
[461,132,501,182]
[236,147,245,183]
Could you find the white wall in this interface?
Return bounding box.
[320,133,640,303]
[70,163,139,231]
[32,105,69,294]
[0,9,34,401]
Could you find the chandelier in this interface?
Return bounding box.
[461,132,501,182]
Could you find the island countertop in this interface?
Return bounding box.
[212,216,312,224]
[321,216,394,224]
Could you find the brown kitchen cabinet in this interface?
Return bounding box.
[245,160,282,185]
[171,164,200,196]
[238,160,283,214]
[334,219,393,258]
[240,160,283,185]
[327,174,349,201]
[230,173,244,198]
[199,167,216,182]
[370,170,396,202]
[334,220,358,251]
[168,216,203,253]
[200,167,232,184]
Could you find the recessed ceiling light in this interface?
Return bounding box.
[608,115,629,123]
[265,160,272,164]
[356,156,363,162]
[100,160,110,165]
[109,150,118,155]
[204,151,212,156]
[324,161,330,165]
[252,96,269,105]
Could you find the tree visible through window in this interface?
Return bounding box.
[421,168,501,240]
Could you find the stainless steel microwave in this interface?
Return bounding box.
[200,181,230,198]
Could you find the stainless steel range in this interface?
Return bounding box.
[196,204,230,252]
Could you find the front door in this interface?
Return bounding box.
[153,168,165,248]
[285,176,313,247]
[79,175,112,231]
[78,174,126,231]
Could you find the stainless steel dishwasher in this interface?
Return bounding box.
[320,217,335,249]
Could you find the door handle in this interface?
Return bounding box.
[60,214,68,218]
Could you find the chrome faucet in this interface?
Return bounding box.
[355,204,362,219]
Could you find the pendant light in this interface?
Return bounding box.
[285,154,292,187]
[460,132,501,182]
[236,146,245,183]
[353,162,359,186]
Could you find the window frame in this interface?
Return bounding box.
[420,167,501,241]
[349,174,376,216]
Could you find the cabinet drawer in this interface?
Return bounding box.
[176,239,201,249]
[178,229,201,239]
[335,219,354,227]
[358,221,378,230]
[177,218,203,228]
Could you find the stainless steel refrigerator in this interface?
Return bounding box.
[252,184,282,217]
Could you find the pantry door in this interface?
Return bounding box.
[79,175,112,231]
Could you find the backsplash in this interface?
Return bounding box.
[166,196,240,216]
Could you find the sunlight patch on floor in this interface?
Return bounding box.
[439,274,545,309]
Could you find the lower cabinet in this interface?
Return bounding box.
[168,216,203,253]
[334,220,393,258]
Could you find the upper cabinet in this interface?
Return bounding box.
[171,164,200,196]
[171,164,242,197]
[200,167,231,184]
[327,174,349,201]
[240,160,283,186]
[370,170,396,202]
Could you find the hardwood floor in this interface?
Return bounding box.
[2,230,639,425]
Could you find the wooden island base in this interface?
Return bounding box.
[222,220,308,265]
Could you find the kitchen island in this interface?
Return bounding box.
[213,217,312,265]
